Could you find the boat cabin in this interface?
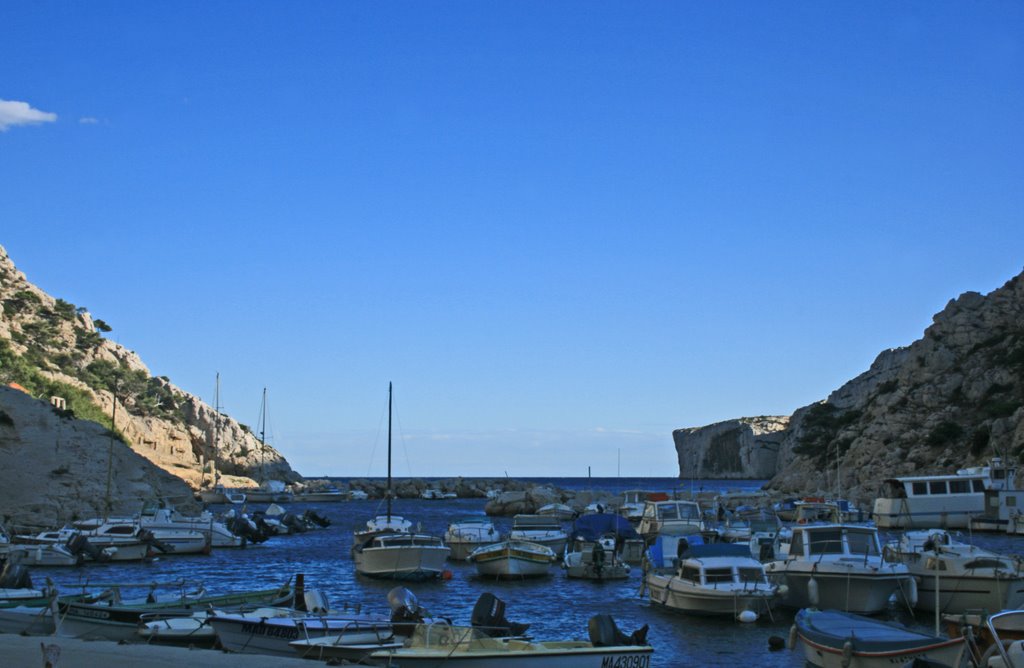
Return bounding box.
[676,544,771,588]
[639,500,703,537]
[511,515,563,531]
[778,525,882,561]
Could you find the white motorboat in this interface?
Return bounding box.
[210,605,393,657]
[445,517,501,561]
[349,489,369,501]
[638,499,703,540]
[352,384,450,580]
[509,515,568,555]
[468,540,556,579]
[644,543,778,620]
[563,540,630,581]
[873,457,1016,530]
[421,488,444,500]
[765,524,913,614]
[72,517,211,555]
[353,532,451,581]
[368,617,653,667]
[296,485,346,502]
[140,500,246,548]
[883,529,1024,614]
[6,541,82,567]
[791,608,965,668]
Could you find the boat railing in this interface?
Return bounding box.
[294,616,394,645]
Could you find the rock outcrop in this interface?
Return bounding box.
[0,386,197,528]
[0,244,301,500]
[676,270,1024,507]
[674,416,789,479]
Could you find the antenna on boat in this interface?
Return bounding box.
[258,387,267,484]
[387,381,393,523]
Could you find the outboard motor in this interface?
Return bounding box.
[137,528,173,554]
[587,614,648,647]
[471,593,530,638]
[0,562,33,590]
[388,586,425,636]
[303,510,331,528]
[65,535,110,562]
[282,513,307,533]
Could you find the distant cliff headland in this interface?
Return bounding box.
[0,244,300,526]
[676,269,1024,506]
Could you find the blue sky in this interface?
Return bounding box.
[2,3,1022,477]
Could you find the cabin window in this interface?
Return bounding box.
[738,567,765,584]
[845,530,879,556]
[106,526,135,534]
[925,557,947,571]
[964,559,1008,570]
[789,531,804,557]
[912,482,928,495]
[680,566,701,583]
[949,480,970,494]
[973,480,985,492]
[807,529,844,555]
[679,505,699,520]
[659,505,679,521]
[929,481,948,495]
[704,568,733,584]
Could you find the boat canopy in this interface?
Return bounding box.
[570,514,639,542]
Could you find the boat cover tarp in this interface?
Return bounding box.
[646,534,704,570]
[570,514,639,542]
[796,609,948,652]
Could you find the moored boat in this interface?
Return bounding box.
[791,607,965,668]
[368,616,653,667]
[765,524,913,614]
[445,517,501,561]
[468,540,556,579]
[644,543,778,621]
[508,515,568,555]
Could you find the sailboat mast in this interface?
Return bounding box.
[259,387,267,483]
[387,382,393,521]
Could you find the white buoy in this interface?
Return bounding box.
[905,576,918,608]
[737,609,758,623]
[808,577,820,607]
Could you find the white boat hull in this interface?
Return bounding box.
[645,573,775,616]
[470,542,554,579]
[797,633,964,668]
[354,545,450,580]
[210,614,391,657]
[914,572,1024,613]
[771,570,907,614]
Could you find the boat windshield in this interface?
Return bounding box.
[658,504,699,521]
[738,567,765,584]
[703,568,733,584]
[845,530,879,556]
[806,529,844,555]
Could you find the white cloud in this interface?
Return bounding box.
[79,117,99,125]
[0,99,57,132]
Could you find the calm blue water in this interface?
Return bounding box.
[38,478,1024,667]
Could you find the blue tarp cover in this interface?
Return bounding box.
[796,609,945,652]
[570,513,639,542]
[680,543,752,559]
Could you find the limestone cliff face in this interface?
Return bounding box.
[0,244,301,493]
[674,416,789,479]
[0,386,197,528]
[768,271,1024,504]
[675,270,1024,506]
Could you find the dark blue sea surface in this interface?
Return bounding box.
[39,478,1024,667]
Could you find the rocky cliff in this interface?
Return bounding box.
[0,244,301,502]
[674,416,789,479]
[676,270,1024,505]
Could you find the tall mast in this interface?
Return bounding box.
[213,373,221,487]
[259,387,267,484]
[387,382,393,521]
[104,380,118,522]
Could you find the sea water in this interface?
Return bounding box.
[39,478,1024,667]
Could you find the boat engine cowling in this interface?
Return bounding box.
[0,562,33,589]
[588,614,648,647]
[389,587,426,636]
[471,592,530,638]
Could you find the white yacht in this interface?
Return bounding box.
[140,501,246,548]
[765,524,913,614]
[444,518,501,561]
[873,458,1017,529]
[72,518,210,555]
[618,490,649,523]
[353,532,451,580]
[563,538,630,581]
[883,529,1024,614]
[644,543,778,621]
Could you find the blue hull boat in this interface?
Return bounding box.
[792,608,965,668]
